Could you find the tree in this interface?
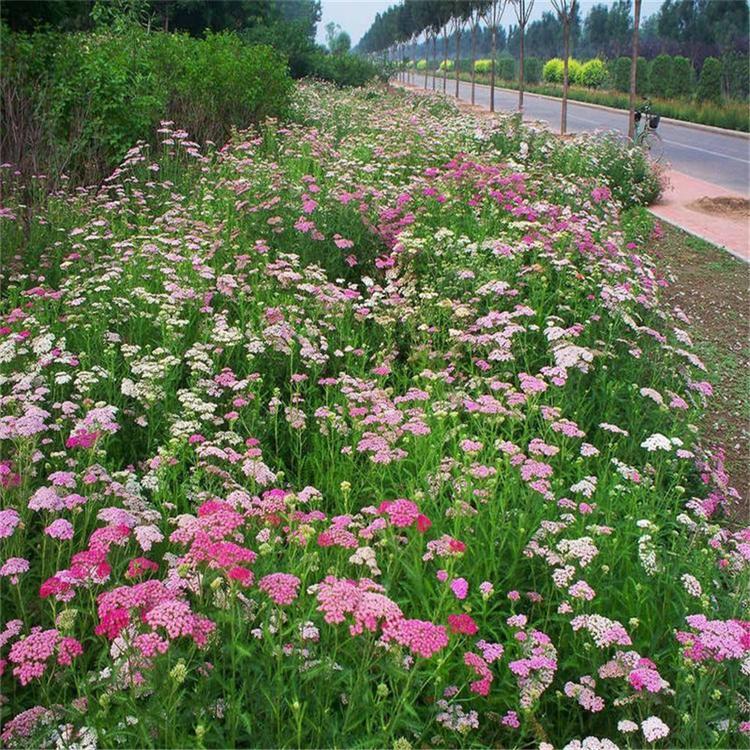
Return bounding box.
[627,0,642,140]
[325,22,350,55]
[511,0,535,112]
[551,0,577,135]
[480,0,507,112]
[469,1,492,104]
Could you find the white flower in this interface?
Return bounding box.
[640,433,672,452]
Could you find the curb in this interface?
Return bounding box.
[647,210,750,264]
[399,76,750,140]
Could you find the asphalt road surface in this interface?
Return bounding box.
[407,75,750,194]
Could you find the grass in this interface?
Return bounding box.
[650,222,750,514]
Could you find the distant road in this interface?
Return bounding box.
[406,76,750,194]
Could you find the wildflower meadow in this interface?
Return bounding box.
[0,82,748,749]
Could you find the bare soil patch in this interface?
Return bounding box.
[687,195,750,220]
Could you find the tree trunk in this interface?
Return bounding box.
[454,25,462,98]
[628,0,642,139]
[561,20,569,134]
[432,34,437,90]
[518,24,525,111]
[471,22,477,105]
[490,20,497,111]
[442,29,448,93]
[425,31,430,88]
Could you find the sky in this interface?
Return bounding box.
[316,0,667,48]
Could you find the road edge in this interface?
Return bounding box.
[402,77,750,140]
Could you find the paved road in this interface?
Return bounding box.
[405,74,750,194]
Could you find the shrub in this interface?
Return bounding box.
[497,56,515,80]
[524,56,543,84]
[649,54,673,98]
[543,57,564,83]
[612,56,648,94]
[580,58,607,88]
[307,51,380,87]
[416,58,427,71]
[0,27,292,185]
[670,55,694,98]
[438,59,454,72]
[474,58,492,74]
[156,32,292,142]
[721,53,749,100]
[567,58,583,85]
[697,56,722,103]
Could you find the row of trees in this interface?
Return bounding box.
[358,0,647,138]
[395,0,748,66]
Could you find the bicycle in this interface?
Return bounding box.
[633,98,665,163]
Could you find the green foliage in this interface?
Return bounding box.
[524,56,543,84]
[497,55,515,81]
[543,57,564,83]
[612,55,648,94]
[307,51,380,87]
[697,56,722,103]
[474,58,492,74]
[416,58,427,71]
[722,53,750,101]
[1,26,292,182]
[613,55,631,92]
[567,58,583,85]
[649,53,673,98]
[580,58,607,88]
[438,59,454,72]
[543,57,583,85]
[670,55,694,98]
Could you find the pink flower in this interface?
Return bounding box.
[464,651,493,696]
[447,614,478,635]
[382,618,449,658]
[258,573,301,605]
[450,577,469,600]
[0,557,29,583]
[44,519,74,541]
[0,508,20,538]
[380,499,420,528]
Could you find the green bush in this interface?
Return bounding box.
[524,56,542,84]
[544,58,584,85]
[612,55,648,94]
[474,58,492,74]
[543,57,564,83]
[497,55,515,81]
[438,59,454,72]
[308,51,380,87]
[0,27,292,183]
[721,53,748,100]
[580,58,607,88]
[670,55,694,98]
[649,54,673,98]
[697,56,722,103]
[567,58,583,85]
[156,32,292,141]
[416,58,427,71]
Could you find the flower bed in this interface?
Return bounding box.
[0,82,747,749]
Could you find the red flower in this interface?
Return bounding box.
[447,613,478,635]
[416,514,432,533]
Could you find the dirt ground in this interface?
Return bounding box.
[687,196,750,220]
[653,223,750,518]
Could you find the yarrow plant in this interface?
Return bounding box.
[0,81,746,749]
